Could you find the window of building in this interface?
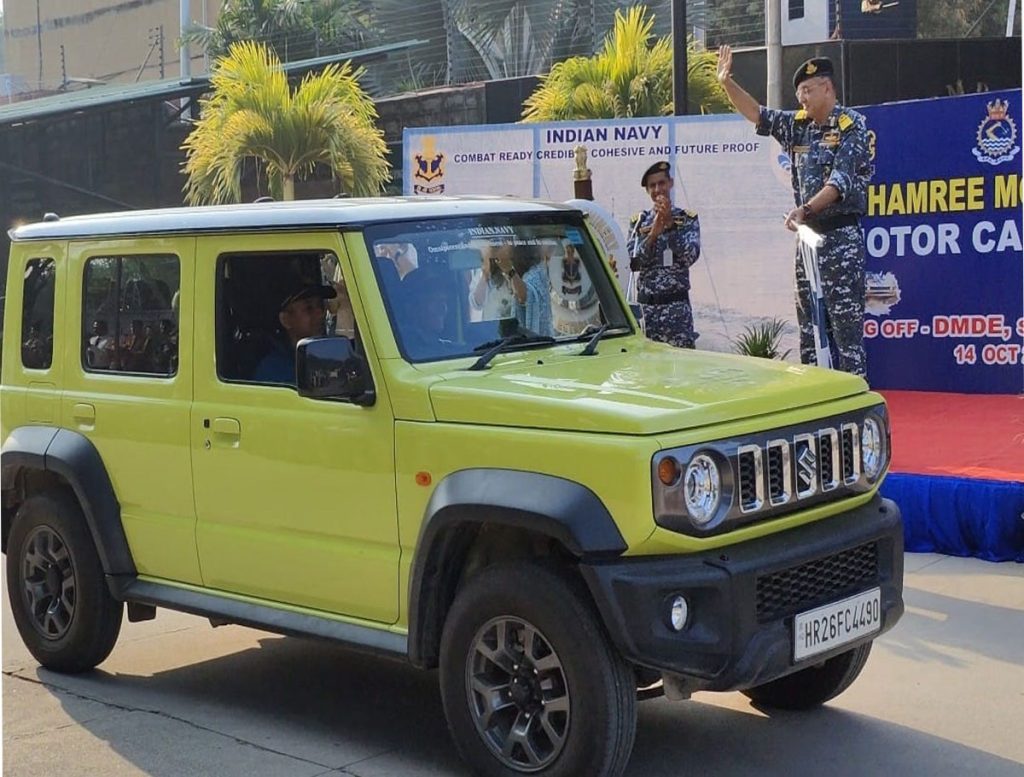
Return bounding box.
[21,258,56,370]
[82,254,180,376]
[789,0,805,20]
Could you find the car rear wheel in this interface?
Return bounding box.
[6,489,123,672]
[440,562,636,777]
[741,642,872,710]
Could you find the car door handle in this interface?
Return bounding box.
[211,417,241,439]
[72,402,96,425]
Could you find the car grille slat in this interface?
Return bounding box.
[755,542,879,621]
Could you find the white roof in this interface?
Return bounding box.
[10,196,578,241]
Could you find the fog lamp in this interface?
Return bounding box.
[669,595,689,631]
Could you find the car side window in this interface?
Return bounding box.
[21,258,56,370]
[82,254,180,376]
[216,250,348,386]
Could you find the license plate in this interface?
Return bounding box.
[793,588,881,662]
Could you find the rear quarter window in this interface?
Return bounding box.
[21,258,56,370]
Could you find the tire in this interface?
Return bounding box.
[741,642,873,710]
[6,489,123,672]
[439,562,636,777]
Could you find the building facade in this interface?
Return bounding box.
[2,0,222,97]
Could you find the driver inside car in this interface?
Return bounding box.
[252,280,337,384]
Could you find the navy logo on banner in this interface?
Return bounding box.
[413,137,446,194]
[972,99,1019,165]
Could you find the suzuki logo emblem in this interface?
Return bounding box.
[797,444,817,489]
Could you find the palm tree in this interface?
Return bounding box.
[521,4,730,121]
[181,41,389,204]
[183,0,378,64]
[445,0,594,81]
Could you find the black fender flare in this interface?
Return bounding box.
[1,426,136,577]
[406,468,626,667]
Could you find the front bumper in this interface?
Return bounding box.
[580,495,904,694]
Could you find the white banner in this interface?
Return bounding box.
[405,115,798,355]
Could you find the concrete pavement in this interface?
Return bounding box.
[3,552,1023,776]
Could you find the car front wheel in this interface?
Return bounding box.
[440,562,636,777]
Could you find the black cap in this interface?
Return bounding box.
[641,160,671,188]
[793,57,834,89]
[279,282,336,312]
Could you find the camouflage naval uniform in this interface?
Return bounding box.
[627,207,701,348]
[756,104,873,377]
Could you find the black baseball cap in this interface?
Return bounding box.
[279,282,336,312]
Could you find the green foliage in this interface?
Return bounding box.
[918,0,1021,38]
[183,0,379,63]
[181,41,390,204]
[705,0,764,48]
[732,318,792,360]
[447,0,594,80]
[521,5,731,122]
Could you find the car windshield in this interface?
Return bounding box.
[364,212,632,363]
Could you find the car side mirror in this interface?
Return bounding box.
[296,337,374,405]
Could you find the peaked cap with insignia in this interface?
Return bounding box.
[793,57,834,89]
[640,160,671,188]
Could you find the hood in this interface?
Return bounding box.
[427,341,867,435]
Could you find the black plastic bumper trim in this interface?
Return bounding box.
[580,495,904,693]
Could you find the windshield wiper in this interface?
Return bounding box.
[468,333,555,371]
[578,324,609,356]
[577,324,631,356]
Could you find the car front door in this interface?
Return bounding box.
[190,232,400,623]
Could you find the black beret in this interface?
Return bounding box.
[641,160,671,188]
[793,57,834,89]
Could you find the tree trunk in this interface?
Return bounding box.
[282,175,295,201]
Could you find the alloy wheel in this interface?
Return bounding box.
[20,525,77,640]
[465,616,571,772]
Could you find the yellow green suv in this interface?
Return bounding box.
[1,198,903,777]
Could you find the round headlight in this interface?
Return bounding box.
[862,416,885,479]
[684,454,721,526]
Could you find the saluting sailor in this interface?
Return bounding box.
[717,47,874,378]
[626,160,702,349]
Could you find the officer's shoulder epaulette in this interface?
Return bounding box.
[673,209,697,223]
[629,212,642,227]
[794,109,809,121]
[837,113,854,131]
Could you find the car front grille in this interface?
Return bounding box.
[652,405,889,536]
[755,541,879,622]
[738,424,861,516]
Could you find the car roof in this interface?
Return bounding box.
[9,196,579,241]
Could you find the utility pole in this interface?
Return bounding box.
[179,0,191,82]
[36,0,44,89]
[766,0,782,108]
[158,25,165,79]
[672,0,688,115]
[179,0,191,118]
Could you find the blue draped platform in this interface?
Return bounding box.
[881,474,1024,563]
[879,391,1024,564]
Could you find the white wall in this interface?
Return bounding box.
[782,1,831,45]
